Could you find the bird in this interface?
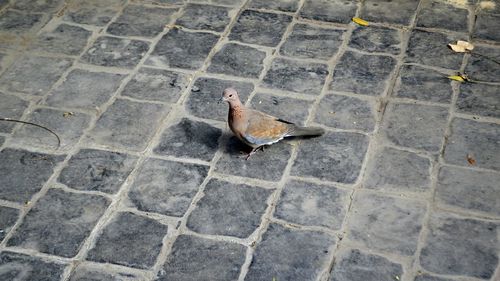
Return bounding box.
[220,88,325,160]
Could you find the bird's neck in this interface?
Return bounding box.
[228,100,244,121]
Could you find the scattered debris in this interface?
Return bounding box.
[63,111,74,118]
[165,24,182,30]
[467,154,476,165]
[448,40,474,53]
[352,17,369,26]
[394,275,400,281]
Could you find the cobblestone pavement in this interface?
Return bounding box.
[0,0,499,280]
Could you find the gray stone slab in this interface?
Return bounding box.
[45,69,126,110]
[58,149,138,194]
[0,148,64,203]
[364,147,431,192]
[300,0,357,24]
[0,9,44,33]
[81,36,150,69]
[280,23,345,60]
[153,118,222,161]
[347,192,426,255]
[87,98,169,151]
[262,58,328,95]
[420,212,498,279]
[187,179,272,238]
[331,51,396,96]
[215,137,292,181]
[146,28,219,70]
[107,5,177,37]
[315,93,376,132]
[473,13,500,42]
[0,92,29,133]
[249,0,300,12]
[245,223,334,281]
[128,158,209,217]
[12,108,91,150]
[381,103,448,153]
[208,43,266,78]
[64,0,126,26]
[414,274,455,281]
[0,251,67,280]
[465,45,500,83]
[436,166,500,216]
[13,0,64,12]
[87,212,168,269]
[349,26,402,55]
[329,249,403,281]
[30,24,92,56]
[291,132,369,184]
[457,83,500,118]
[393,65,453,103]
[0,53,7,72]
[7,188,110,257]
[249,93,313,126]
[275,180,349,229]
[121,67,189,103]
[0,206,18,242]
[184,77,254,122]
[0,136,4,146]
[443,118,500,171]
[0,56,71,95]
[229,10,292,47]
[360,0,419,25]
[406,30,465,70]
[176,3,232,32]
[416,0,469,32]
[70,263,145,281]
[159,235,246,281]
[190,0,244,6]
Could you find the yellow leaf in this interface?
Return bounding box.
[448,75,465,82]
[352,17,369,26]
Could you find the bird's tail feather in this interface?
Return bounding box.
[286,125,325,137]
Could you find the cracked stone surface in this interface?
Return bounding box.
[0,251,67,280]
[393,65,453,103]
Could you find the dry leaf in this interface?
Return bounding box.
[352,17,369,26]
[448,40,474,53]
[63,112,74,118]
[448,75,466,82]
[467,154,476,165]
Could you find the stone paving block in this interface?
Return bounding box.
[45,69,126,110]
[12,108,91,150]
[393,65,453,103]
[107,5,177,37]
[0,148,64,203]
[0,10,44,34]
[292,132,369,184]
[64,0,126,26]
[444,118,500,171]
[249,0,300,12]
[436,166,500,216]
[465,45,500,83]
[406,30,465,70]
[184,77,254,122]
[58,149,138,194]
[12,0,64,12]
[121,67,189,103]
[0,92,29,133]
[30,24,92,56]
[275,180,349,229]
[331,51,396,96]
[153,118,222,161]
[457,83,500,118]
[7,188,110,258]
[262,58,328,95]
[229,10,292,47]
[413,274,455,281]
[329,249,403,281]
[87,212,168,269]
[280,24,345,60]
[249,93,313,126]
[128,158,209,216]
[70,263,145,281]
[349,26,402,55]
[315,93,376,132]
[159,235,246,281]
[208,43,266,78]
[364,147,431,192]
[416,0,469,32]
[0,56,71,95]
[245,223,334,281]
[0,206,19,242]
[81,36,150,69]
[176,3,232,32]
[0,136,4,146]
[187,179,272,238]
[360,0,419,25]
[146,29,219,70]
[191,0,245,6]
[381,103,448,153]
[0,52,7,72]
[473,13,500,42]
[420,212,498,279]
[0,251,67,280]
[300,0,357,24]
[87,98,169,151]
[215,137,292,181]
[348,193,426,255]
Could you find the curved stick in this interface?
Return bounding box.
[0,118,61,149]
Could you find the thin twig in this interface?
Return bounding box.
[470,52,500,66]
[0,118,61,149]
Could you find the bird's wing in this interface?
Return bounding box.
[241,110,291,146]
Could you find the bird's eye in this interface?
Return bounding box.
[229,94,233,97]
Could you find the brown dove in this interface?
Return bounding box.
[220,88,325,160]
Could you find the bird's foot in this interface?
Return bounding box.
[238,147,262,160]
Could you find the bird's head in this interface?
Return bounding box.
[219,88,240,104]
